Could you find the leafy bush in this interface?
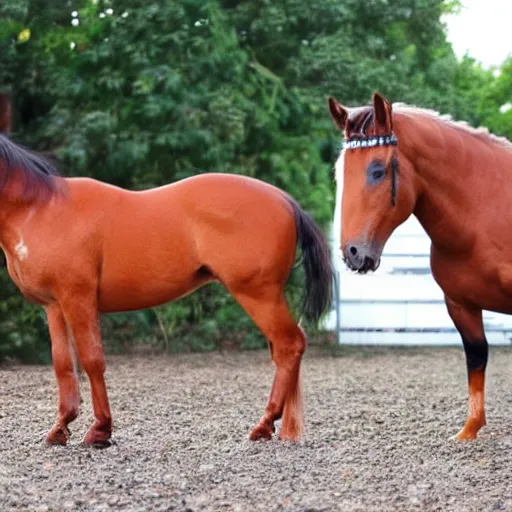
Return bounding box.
[1,0,510,361]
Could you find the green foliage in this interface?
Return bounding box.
[0,271,51,363]
[1,0,510,361]
[474,57,512,140]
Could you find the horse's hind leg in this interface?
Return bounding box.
[46,304,81,446]
[61,296,113,447]
[229,285,306,441]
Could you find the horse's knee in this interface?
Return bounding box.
[80,350,106,375]
[292,330,306,358]
[53,349,76,377]
[272,327,306,366]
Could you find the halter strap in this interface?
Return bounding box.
[391,150,398,206]
[343,133,399,207]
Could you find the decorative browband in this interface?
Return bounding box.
[344,134,398,150]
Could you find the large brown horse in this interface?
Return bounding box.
[329,91,512,441]
[0,135,333,447]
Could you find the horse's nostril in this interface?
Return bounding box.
[365,257,375,269]
[349,246,358,256]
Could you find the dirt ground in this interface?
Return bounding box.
[1,346,511,512]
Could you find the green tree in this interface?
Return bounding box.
[475,57,512,140]
[1,0,509,361]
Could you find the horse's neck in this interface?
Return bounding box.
[0,192,38,254]
[396,114,489,254]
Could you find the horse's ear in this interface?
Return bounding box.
[372,91,392,133]
[0,93,12,134]
[328,97,348,134]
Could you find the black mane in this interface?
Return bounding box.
[0,134,60,200]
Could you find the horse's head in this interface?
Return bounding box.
[328,92,418,273]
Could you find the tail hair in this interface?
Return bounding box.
[288,199,334,324]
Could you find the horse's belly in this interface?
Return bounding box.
[97,270,211,313]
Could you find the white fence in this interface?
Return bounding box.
[325,216,512,346]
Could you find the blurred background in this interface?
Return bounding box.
[0,0,510,362]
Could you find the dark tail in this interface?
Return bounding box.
[288,199,335,325]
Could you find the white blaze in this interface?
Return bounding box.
[14,239,29,261]
[332,149,345,258]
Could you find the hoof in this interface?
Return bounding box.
[450,429,478,441]
[83,438,112,449]
[279,417,302,442]
[46,425,70,446]
[249,423,273,441]
[83,425,112,448]
[451,418,485,441]
[279,429,301,442]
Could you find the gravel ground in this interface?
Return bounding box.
[1,346,512,511]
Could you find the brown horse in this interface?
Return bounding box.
[329,91,512,441]
[0,135,333,447]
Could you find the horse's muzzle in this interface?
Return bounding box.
[343,243,381,274]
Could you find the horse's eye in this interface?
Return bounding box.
[367,161,386,184]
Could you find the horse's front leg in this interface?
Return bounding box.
[446,298,488,440]
[46,304,81,446]
[61,295,113,447]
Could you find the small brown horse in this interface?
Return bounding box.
[329,91,512,440]
[0,135,333,446]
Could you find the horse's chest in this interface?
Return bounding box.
[431,250,512,312]
[4,251,51,305]
[431,257,473,304]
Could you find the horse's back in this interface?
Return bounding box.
[96,173,297,310]
[171,174,298,285]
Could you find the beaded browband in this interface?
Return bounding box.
[343,134,398,150]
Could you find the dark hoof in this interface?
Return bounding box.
[83,438,112,449]
[249,423,273,441]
